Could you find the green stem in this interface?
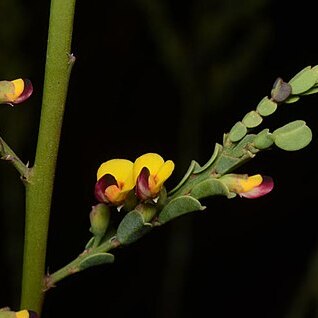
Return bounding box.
[20,0,76,314]
[45,238,120,290]
[0,136,29,179]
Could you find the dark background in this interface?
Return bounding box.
[1,1,318,317]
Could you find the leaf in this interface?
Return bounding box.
[231,134,256,157]
[213,153,241,175]
[253,129,274,149]
[79,253,114,271]
[193,143,222,174]
[289,66,318,94]
[158,196,205,224]
[190,178,232,199]
[242,111,263,128]
[272,120,312,151]
[256,96,277,116]
[85,237,95,249]
[285,95,300,103]
[229,121,247,142]
[168,160,199,195]
[301,86,318,95]
[116,210,152,245]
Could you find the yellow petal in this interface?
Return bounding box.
[104,184,129,205]
[97,159,134,191]
[133,153,164,182]
[16,310,30,318]
[240,174,263,192]
[4,79,24,102]
[150,160,175,193]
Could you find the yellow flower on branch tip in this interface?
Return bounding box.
[95,159,134,205]
[133,153,175,200]
[0,78,33,105]
[220,173,274,198]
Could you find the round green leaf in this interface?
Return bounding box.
[285,95,300,104]
[272,120,312,151]
[79,253,114,271]
[289,66,317,94]
[242,111,263,128]
[190,178,232,199]
[158,196,204,224]
[253,129,274,149]
[301,86,318,95]
[116,210,152,245]
[229,121,247,142]
[256,96,277,116]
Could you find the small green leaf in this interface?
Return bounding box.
[254,129,274,149]
[213,153,241,175]
[193,143,222,174]
[301,86,318,95]
[168,160,199,195]
[242,111,263,128]
[116,210,152,245]
[289,66,317,94]
[285,95,300,103]
[229,121,247,142]
[190,178,232,199]
[158,196,205,224]
[231,134,256,157]
[85,237,95,249]
[256,96,277,116]
[272,120,312,151]
[79,253,115,271]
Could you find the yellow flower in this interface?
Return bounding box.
[133,153,175,200]
[219,173,274,198]
[16,310,38,318]
[95,159,134,205]
[0,78,33,105]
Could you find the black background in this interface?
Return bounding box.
[1,1,318,317]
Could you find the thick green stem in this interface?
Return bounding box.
[20,0,76,314]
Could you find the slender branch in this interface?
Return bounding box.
[44,238,120,290]
[0,136,30,180]
[20,0,76,314]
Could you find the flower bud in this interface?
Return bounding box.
[89,203,111,238]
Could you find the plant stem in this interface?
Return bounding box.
[20,0,76,314]
[45,238,120,290]
[0,136,29,179]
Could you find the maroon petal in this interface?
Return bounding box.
[241,176,274,199]
[12,78,33,104]
[94,174,117,203]
[28,311,39,318]
[135,167,152,201]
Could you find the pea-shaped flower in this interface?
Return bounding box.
[95,159,135,206]
[0,309,38,318]
[134,153,175,201]
[220,174,274,198]
[0,78,33,105]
